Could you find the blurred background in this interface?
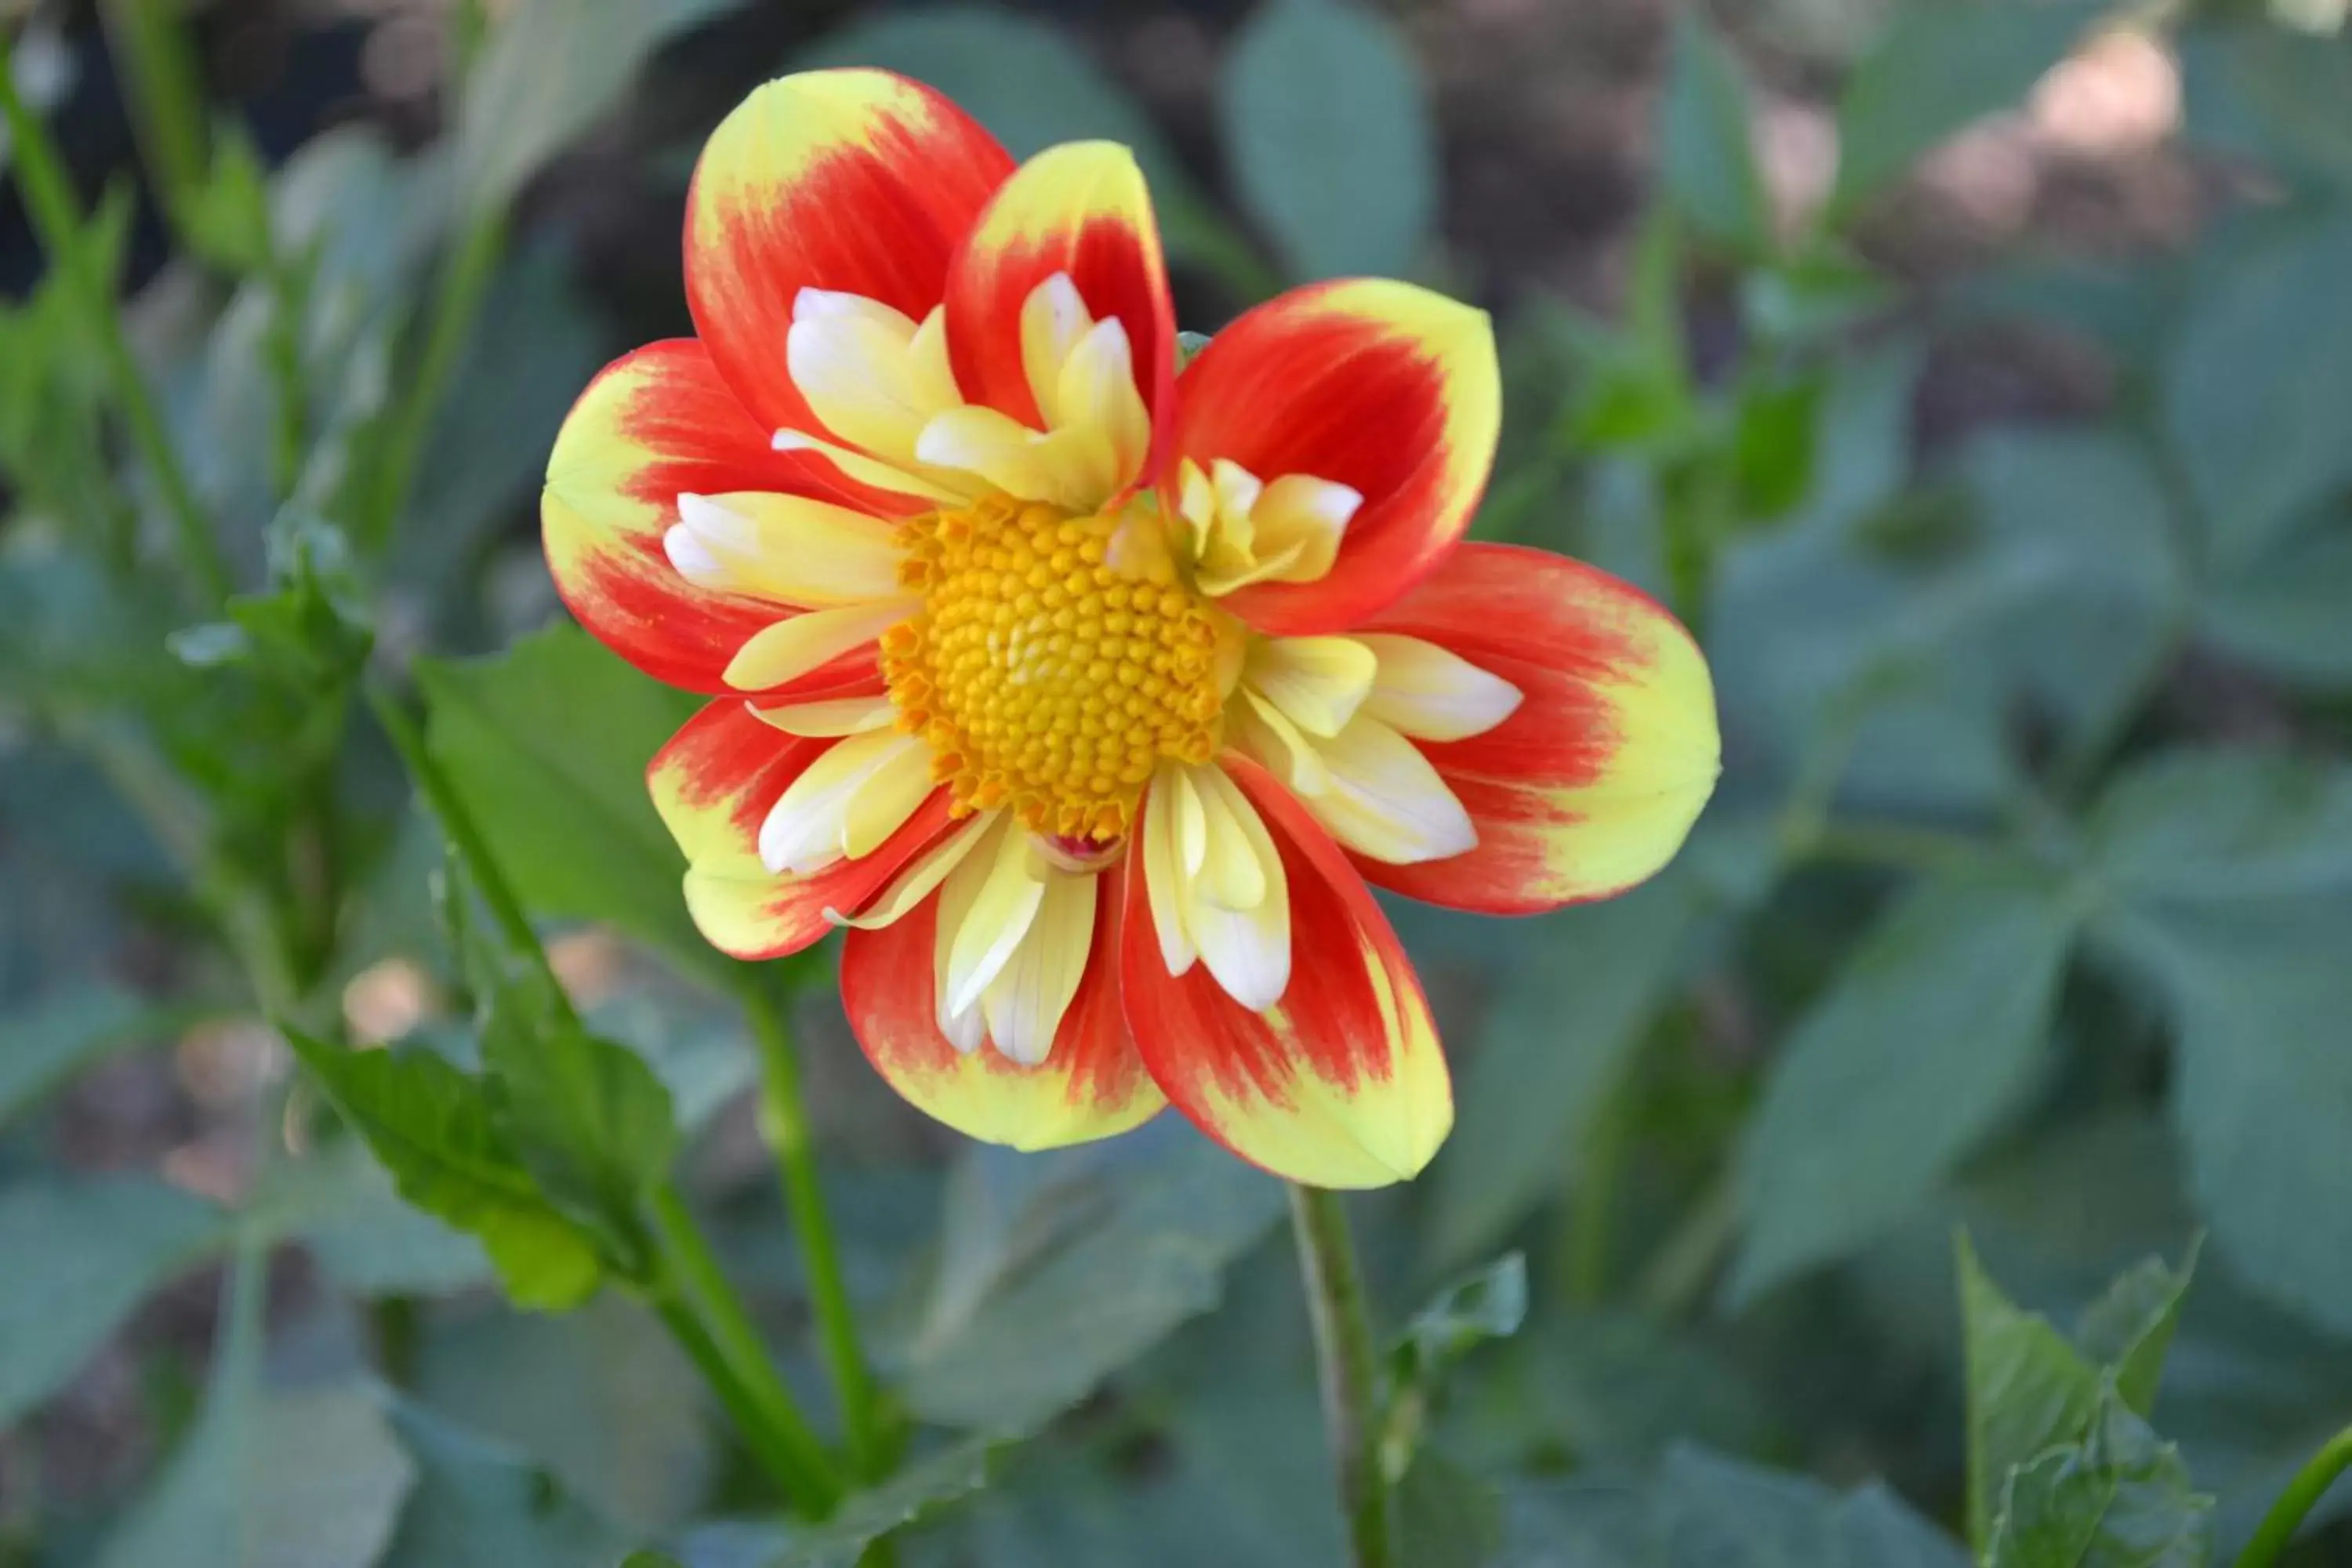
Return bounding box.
[5,0,2352,1563]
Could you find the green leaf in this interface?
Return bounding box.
[2200,516,2352,688]
[1504,1446,1968,1566]
[414,1294,713,1538]
[1741,245,1897,345]
[1957,430,2186,746]
[1425,869,1708,1271]
[623,1555,686,1568]
[1959,1236,2203,1559]
[0,1177,227,1428]
[1222,0,1436,281]
[1986,1392,2215,1568]
[897,1122,1287,1432]
[1731,866,2083,1301]
[1653,1446,1971,1566]
[760,1437,996,1566]
[2178,24,2352,194]
[270,125,433,322]
[2089,754,2352,1335]
[1387,1254,1528,1485]
[98,1250,416,1568]
[379,1401,627,1568]
[1831,0,2101,211]
[2165,216,2352,564]
[2104,893,2352,1337]
[1497,1476,1649,1566]
[180,121,275,274]
[482,998,677,1276]
[0,983,154,1123]
[664,1443,998,1566]
[1396,1451,1504,1568]
[1660,9,1771,252]
[283,1028,604,1311]
[1731,372,1824,522]
[417,626,712,983]
[247,1138,493,1298]
[453,0,745,212]
[1509,1310,1778,1467]
[1400,1254,1529,1374]
[1960,1232,2105,1550]
[2074,1241,2199,1421]
[587,989,759,1137]
[1901,1120,2332,1552]
[2089,751,2352,907]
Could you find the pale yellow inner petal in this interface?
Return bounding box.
[1356,633,1524,742]
[942,821,1049,1021]
[752,694,900,738]
[666,491,906,607]
[1175,456,1361,597]
[786,290,964,466]
[723,597,918,691]
[978,866,1098,1065]
[757,728,932,877]
[1290,715,1477,866]
[916,272,1152,516]
[826,811,995,931]
[1244,636,1378,739]
[1143,762,1290,1012]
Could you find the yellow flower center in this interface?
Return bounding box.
[882,495,1225,841]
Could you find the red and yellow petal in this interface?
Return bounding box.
[1169,280,1500,636]
[840,866,1164,1149]
[1120,757,1451,1189]
[942,142,1176,442]
[543,339,925,692]
[1353,543,1719,914]
[686,68,1013,441]
[648,699,952,960]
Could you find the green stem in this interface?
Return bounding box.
[364,209,503,547]
[262,257,311,499]
[1290,1185,1396,1568]
[647,1279,844,1515]
[364,683,571,1020]
[96,0,210,233]
[1635,1169,1740,1317]
[647,1181,845,1513]
[0,39,230,604]
[1563,1066,1633,1308]
[370,1294,420,1388]
[371,681,845,1508]
[741,971,889,1479]
[2234,1425,2352,1568]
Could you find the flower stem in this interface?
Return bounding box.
[0,38,230,605]
[2234,1425,2352,1568]
[365,683,562,1009]
[1290,1184,1396,1568]
[742,969,891,1479]
[96,0,211,234]
[646,1181,845,1514]
[371,684,845,1508]
[1563,1065,1633,1308]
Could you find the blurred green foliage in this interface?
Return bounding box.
[5,0,2352,1563]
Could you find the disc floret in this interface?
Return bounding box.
[883,495,1224,840]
